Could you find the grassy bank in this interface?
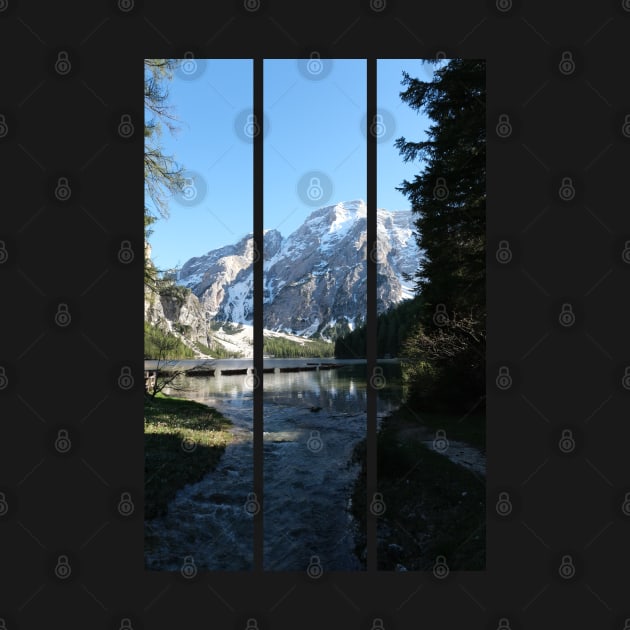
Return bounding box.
[351,407,486,571]
[144,393,234,520]
[383,403,486,453]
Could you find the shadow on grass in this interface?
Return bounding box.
[385,404,486,453]
[351,407,486,571]
[144,394,233,520]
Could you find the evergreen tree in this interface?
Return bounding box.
[395,59,485,316]
[334,296,423,359]
[394,59,486,410]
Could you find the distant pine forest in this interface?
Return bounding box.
[334,296,423,359]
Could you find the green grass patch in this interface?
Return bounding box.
[144,393,233,520]
[351,407,485,571]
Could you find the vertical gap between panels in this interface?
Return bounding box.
[253,56,264,572]
[366,57,377,573]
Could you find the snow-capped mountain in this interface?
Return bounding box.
[177,200,420,339]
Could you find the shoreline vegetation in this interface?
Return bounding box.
[144,393,234,520]
[350,404,485,571]
[144,376,485,571]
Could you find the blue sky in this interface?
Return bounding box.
[145,59,438,271]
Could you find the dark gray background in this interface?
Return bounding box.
[1,0,629,628]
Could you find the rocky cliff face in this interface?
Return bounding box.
[176,200,420,340]
[144,257,211,354]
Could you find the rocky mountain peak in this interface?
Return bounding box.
[174,200,419,340]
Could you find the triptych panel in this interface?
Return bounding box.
[143,58,486,573]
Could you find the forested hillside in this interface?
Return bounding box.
[334,296,423,359]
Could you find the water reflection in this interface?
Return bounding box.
[145,361,403,572]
